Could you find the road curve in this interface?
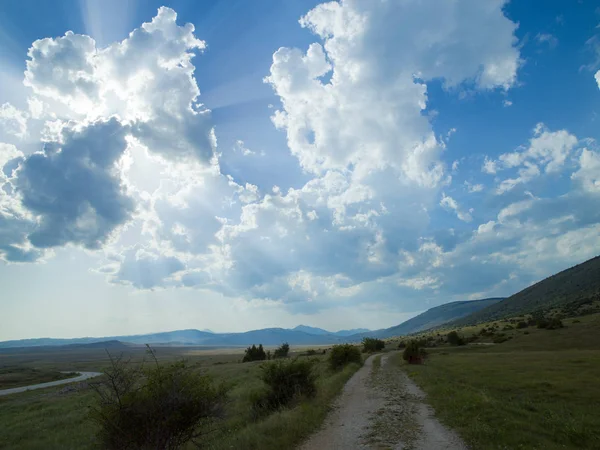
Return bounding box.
[0,371,102,397]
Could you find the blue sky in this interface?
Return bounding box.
[0,0,599,340]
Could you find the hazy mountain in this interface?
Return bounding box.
[293,325,371,337]
[333,328,371,336]
[0,327,343,349]
[293,325,330,335]
[454,255,600,326]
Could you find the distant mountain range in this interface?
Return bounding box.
[453,255,600,326]
[0,297,499,349]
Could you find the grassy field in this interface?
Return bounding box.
[0,367,78,389]
[0,346,360,450]
[401,313,600,450]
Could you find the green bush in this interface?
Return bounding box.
[273,342,290,359]
[328,344,362,370]
[243,344,267,362]
[402,340,425,364]
[362,337,385,353]
[493,334,509,344]
[252,359,317,413]
[397,340,406,349]
[446,331,466,346]
[537,318,549,329]
[546,318,564,330]
[516,321,528,329]
[90,348,227,450]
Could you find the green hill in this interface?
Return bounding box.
[454,255,600,326]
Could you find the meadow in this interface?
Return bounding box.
[401,313,600,449]
[0,345,360,450]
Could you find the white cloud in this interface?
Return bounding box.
[503,99,513,107]
[23,7,215,163]
[485,123,579,193]
[440,193,473,222]
[265,0,519,185]
[572,149,600,194]
[11,118,134,250]
[464,181,484,193]
[595,70,600,90]
[0,103,28,141]
[535,33,558,48]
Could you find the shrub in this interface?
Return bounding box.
[446,331,466,346]
[546,318,564,330]
[253,359,316,413]
[362,337,385,353]
[572,319,581,324]
[397,340,406,349]
[537,318,549,329]
[90,348,227,450]
[273,342,290,359]
[328,344,362,370]
[523,330,530,335]
[305,349,318,356]
[243,344,267,362]
[493,335,509,344]
[403,340,425,364]
[516,321,528,329]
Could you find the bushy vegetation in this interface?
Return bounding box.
[446,330,466,346]
[328,344,362,370]
[273,342,290,359]
[243,344,267,362]
[516,321,528,329]
[90,348,227,450]
[252,359,317,414]
[361,337,385,353]
[403,340,426,364]
[536,317,564,330]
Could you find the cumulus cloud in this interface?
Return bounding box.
[0,103,28,142]
[265,0,519,184]
[23,7,215,163]
[572,149,600,194]
[7,2,600,323]
[11,118,134,250]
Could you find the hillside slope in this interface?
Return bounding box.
[454,255,600,326]
[376,298,504,338]
[359,298,504,339]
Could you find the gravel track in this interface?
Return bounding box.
[299,352,467,450]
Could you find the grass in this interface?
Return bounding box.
[401,312,600,450]
[0,367,78,389]
[0,346,362,450]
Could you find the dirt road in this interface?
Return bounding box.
[299,353,467,450]
[0,371,102,397]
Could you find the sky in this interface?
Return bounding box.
[1,0,600,341]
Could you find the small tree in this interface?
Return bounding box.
[328,344,362,370]
[402,340,425,364]
[243,344,267,362]
[90,347,227,450]
[273,342,290,359]
[446,331,466,346]
[397,340,406,349]
[362,337,385,353]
